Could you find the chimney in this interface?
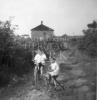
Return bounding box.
[41,20,43,25]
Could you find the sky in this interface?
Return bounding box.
[0,0,97,36]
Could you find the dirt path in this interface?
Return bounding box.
[0,75,58,100]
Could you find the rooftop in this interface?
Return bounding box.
[31,21,54,31]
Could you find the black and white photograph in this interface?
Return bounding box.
[0,0,96,100]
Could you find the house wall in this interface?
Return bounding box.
[31,30,54,40]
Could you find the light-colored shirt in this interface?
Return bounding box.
[49,61,59,76]
[34,53,47,64]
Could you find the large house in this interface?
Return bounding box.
[31,21,54,40]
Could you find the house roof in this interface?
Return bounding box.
[31,21,54,31]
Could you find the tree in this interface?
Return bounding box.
[78,20,97,57]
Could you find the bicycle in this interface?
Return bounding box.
[43,73,65,91]
[33,60,56,88]
[33,61,46,88]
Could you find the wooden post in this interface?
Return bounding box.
[60,50,61,60]
[38,39,39,50]
[49,43,51,59]
[33,40,35,57]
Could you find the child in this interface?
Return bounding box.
[34,49,47,75]
[47,58,60,87]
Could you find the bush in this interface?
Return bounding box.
[0,65,10,87]
[0,20,33,87]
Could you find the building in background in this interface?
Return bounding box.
[31,21,54,40]
[21,34,30,38]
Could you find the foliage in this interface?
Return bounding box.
[0,20,33,87]
[78,20,97,57]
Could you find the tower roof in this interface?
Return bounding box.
[31,21,54,31]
